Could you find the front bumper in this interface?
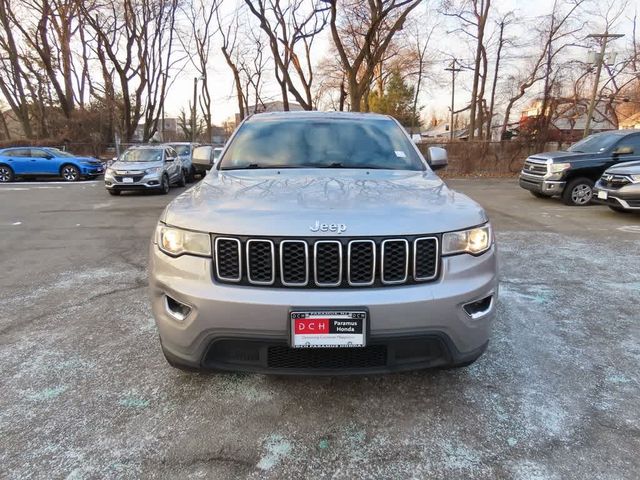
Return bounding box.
[519,172,565,195]
[149,243,499,373]
[593,181,640,210]
[105,173,162,190]
[81,165,104,176]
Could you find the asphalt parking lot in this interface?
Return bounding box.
[1,178,639,479]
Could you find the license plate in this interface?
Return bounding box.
[597,190,608,200]
[122,177,134,183]
[290,310,367,348]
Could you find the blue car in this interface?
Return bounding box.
[0,147,104,182]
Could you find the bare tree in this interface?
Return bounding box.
[327,0,422,112]
[81,0,179,142]
[0,0,33,137]
[500,0,586,139]
[181,0,218,141]
[217,7,248,121]
[443,0,492,140]
[244,0,328,110]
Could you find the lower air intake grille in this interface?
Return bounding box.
[267,345,387,369]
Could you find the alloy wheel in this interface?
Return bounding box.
[571,184,592,205]
[62,166,79,181]
[0,166,12,182]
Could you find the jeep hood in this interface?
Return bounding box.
[162,169,488,236]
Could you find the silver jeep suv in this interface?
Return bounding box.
[149,112,498,374]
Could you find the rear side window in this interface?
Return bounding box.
[30,149,50,158]
[219,117,425,171]
[4,148,31,157]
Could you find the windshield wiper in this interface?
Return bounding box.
[222,163,262,170]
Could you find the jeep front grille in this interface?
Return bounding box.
[212,235,439,288]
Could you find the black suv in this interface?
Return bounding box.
[519,130,640,206]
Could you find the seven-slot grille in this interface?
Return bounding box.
[213,236,439,288]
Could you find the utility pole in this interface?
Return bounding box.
[583,32,624,138]
[445,58,464,141]
[191,76,198,143]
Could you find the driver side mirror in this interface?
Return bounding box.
[427,146,448,171]
[613,146,633,156]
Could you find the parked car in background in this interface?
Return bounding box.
[104,145,184,195]
[0,147,103,183]
[519,130,640,206]
[167,142,199,182]
[593,161,640,213]
[192,145,223,176]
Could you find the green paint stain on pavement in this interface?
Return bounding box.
[507,437,518,447]
[119,396,149,408]
[319,439,330,450]
[28,386,67,401]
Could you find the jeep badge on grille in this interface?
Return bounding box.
[310,221,347,234]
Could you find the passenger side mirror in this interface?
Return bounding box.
[613,146,633,155]
[427,146,448,171]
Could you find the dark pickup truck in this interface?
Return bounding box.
[519,130,640,206]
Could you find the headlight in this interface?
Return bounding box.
[548,162,570,173]
[146,166,162,174]
[105,167,115,176]
[442,224,492,256]
[156,225,211,257]
[630,174,640,183]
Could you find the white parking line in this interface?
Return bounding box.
[0,180,101,186]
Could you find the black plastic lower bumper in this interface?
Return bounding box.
[162,333,488,375]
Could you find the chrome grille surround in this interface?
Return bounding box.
[380,239,409,285]
[347,240,376,286]
[313,240,343,287]
[214,237,242,282]
[246,239,275,285]
[212,235,440,288]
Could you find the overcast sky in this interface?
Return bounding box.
[163,0,637,125]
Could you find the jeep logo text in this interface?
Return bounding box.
[309,220,347,234]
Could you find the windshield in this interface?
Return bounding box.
[46,148,75,158]
[121,149,163,162]
[171,145,191,156]
[219,117,425,171]
[568,133,619,153]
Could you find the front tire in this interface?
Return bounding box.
[177,169,186,187]
[61,164,80,182]
[158,174,170,195]
[562,177,594,206]
[0,164,15,183]
[186,166,196,183]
